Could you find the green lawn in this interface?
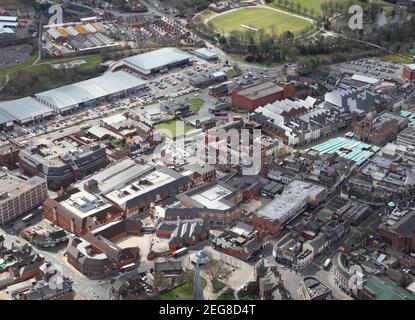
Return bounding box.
[198,9,216,22]
[159,271,207,300]
[270,0,365,14]
[0,54,102,79]
[188,98,205,113]
[226,68,242,78]
[155,120,193,138]
[212,279,226,293]
[209,7,311,36]
[218,288,235,300]
[381,54,412,64]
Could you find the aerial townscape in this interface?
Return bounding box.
[0,0,414,304]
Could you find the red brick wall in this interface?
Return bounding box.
[403,68,415,81]
[283,82,296,99]
[379,228,415,253]
[232,90,284,112]
[156,230,173,238]
[251,215,281,238]
[43,203,86,236]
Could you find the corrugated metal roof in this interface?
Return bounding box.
[0,97,53,122]
[123,48,192,74]
[35,71,146,111]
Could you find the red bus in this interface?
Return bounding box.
[171,247,188,258]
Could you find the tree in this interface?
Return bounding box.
[296,3,301,14]
[205,260,231,283]
[13,220,26,234]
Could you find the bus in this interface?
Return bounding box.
[21,214,34,223]
[323,258,332,270]
[120,263,137,273]
[171,247,188,258]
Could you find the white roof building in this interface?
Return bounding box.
[123,48,192,75]
[35,71,146,113]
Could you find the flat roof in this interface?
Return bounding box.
[123,48,192,74]
[189,184,233,210]
[105,169,177,206]
[351,74,381,85]
[405,64,415,71]
[79,159,153,194]
[236,81,283,100]
[88,126,122,140]
[0,172,45,201]
[35,71,146,111]
[60,190,112,219]
[0,97,53,122]
[256,180,325,223]
[195,48,218,59]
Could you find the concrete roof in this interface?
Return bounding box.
[123,48,192,74]
[256,180,326,223]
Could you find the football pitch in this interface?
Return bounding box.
[209,7,312,36]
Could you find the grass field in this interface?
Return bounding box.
[270,0,364,14]
[159,271,207,300]
[155,120,193,138]
[218,288,235,300]
[381,54,412,64]
[209,7,311,36]
[188,98,204,113]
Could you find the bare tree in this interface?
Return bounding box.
[205,260,231,283]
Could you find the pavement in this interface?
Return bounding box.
[0,230,111,300]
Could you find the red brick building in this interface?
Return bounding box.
[403,64,415,81]
[379,211,415,253]
[0,143,19,166]
[231,81,296,112]
[43,189,122,237]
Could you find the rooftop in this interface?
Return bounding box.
[194,48,218,59]
[236,81,283,100]
[35,71,145,111]
[189,184,233,210]
[60,189,112,219]
[0,97,53,122]
[0,172,45,202]
[256,180,326,222]
[123,48,192,74]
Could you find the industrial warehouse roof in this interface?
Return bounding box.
[194,48,218,59]
[0,97,53,123]
[35,71,146,111]
[123,48,192,74]
[0,111,13,126]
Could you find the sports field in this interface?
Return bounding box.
[270,0,364,13]
[209,7,312,36]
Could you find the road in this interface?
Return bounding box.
[0,231,111,300]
